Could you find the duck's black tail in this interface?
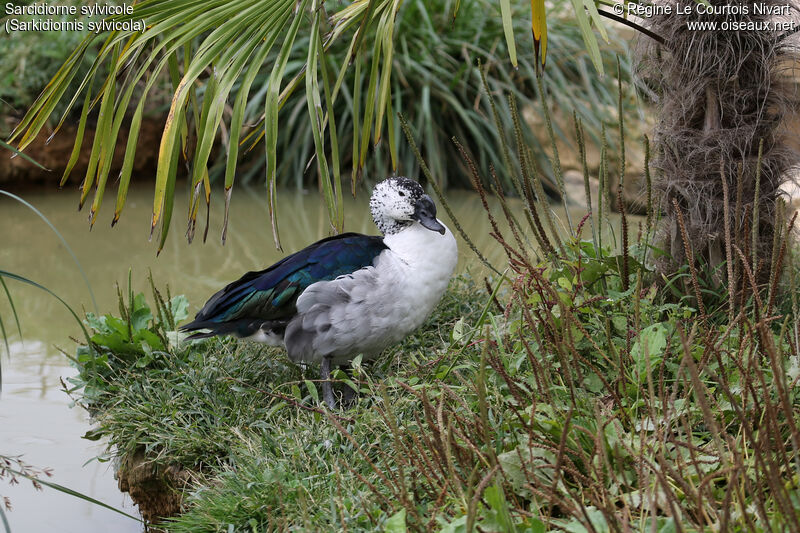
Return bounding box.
[180,318,287,341]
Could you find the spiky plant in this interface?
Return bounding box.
[636,0,799,291]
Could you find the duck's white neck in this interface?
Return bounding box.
[383,220,458,270]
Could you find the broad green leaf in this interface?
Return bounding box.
[61,78,94,185]
[439,515,468,533]
[130,299,153,331]
[306,0,338,233]
[570,0,604,75]
[584,0,609,43]
[384,508,407,533]
[373,0,398,145]
[351,46,363,190]
[320,38,344,231]
[631,323,669,384]
[169,295,190,324]
[133,329,165,352]
[304,379,319,403]
[484,484,516,532]
[500,0,518,67]
[359,31,382,171]
[157,124,183,253]
[561,507,610,533]
[265,0,309,250]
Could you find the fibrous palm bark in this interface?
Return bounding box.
[636,0,799,287]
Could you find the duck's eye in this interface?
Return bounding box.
[398,191,406,197]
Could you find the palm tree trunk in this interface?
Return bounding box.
[637,0,799,293]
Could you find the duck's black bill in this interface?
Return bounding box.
[414,195,446,234]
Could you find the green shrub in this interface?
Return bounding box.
[0,0,99,128]
[246,0,635,193]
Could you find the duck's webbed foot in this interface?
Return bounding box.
[320,356,336,409]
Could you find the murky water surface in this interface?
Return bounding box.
[0,184,599,531]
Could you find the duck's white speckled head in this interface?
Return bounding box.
[370,177,445,236]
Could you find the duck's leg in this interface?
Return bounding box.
[339,365,357,407]
[320,356,336,409]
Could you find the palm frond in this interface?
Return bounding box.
[9,0,409,249]
[8,0,629,248]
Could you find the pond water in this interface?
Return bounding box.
[0,183,600,531]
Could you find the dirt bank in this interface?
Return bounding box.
[1,115,164,190]
[116,447,190,526]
